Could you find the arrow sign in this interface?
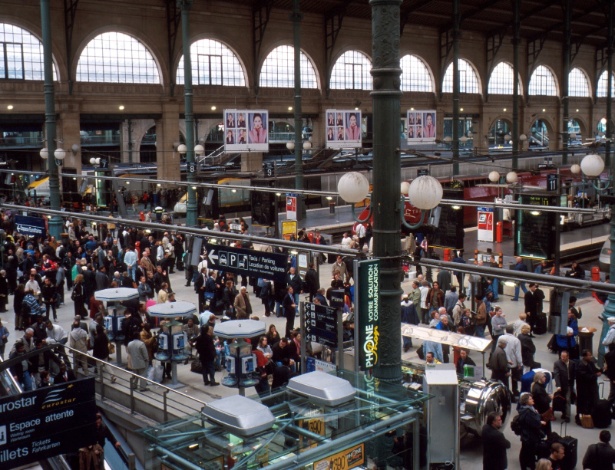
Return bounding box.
[304,302,338,348]
[205,243,288,282]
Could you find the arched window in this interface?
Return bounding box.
[400,54,433,92]
[488,62,522,95]
[568,68,590,97]
[597,71,615,97]
[259,45,317,88]
[442,59,480,94]
[330,50,372,90]
[0,23,58,80]
[528,65,557,96]
[76,32,160,83]
[177,39,245,86]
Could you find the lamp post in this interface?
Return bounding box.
[579,153,614,365]
[179,0,197,227]
[40,0,62,238]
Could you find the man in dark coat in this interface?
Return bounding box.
[553,349,577,422]
[576,348,602,425]
[583,430,615,470]
[303,263,319,302]
[482,411,510,470]
[524,283,545,334]
[283,286,297,338]
[194,325,218,386]
[489,338,510,385]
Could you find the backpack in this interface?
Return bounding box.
[510,414,522,435]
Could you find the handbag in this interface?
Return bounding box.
[541,408,556,422]
[581,414,594,428]
[552,390,567,412]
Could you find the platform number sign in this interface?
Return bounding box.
[546,174,557,191]
[187,162,196,174]
[99,158,109,169]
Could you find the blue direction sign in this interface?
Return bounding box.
[205,243,287,282]
[14,215,46,238]
[304,302,338,348]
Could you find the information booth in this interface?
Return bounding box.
[141,370,430,469]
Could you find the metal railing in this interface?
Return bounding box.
[63,345,207,421]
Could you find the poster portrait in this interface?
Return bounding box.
[224,109,269,152]
[326,109,362,149]
[407,110,436,143]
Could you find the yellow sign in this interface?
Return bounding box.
[282,220,297,240]
[314,443,365,470]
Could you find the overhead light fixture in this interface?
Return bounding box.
[288,106,293,111]
[530,210,541,216]
[460,108,464,112]
[452,205,461,210]
[575,108,579,112]
[211,105,216,111]
[542,108,546,112]
[503,108,507,112]
[7,105,13,110]
[410,107,415,111]
[119,105,125,110]
[504,280,517,287]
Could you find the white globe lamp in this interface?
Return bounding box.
[570,164,581,175]
[54,148,66,161]
[580,153,605,177]
[177,144,187,155]
[506,171,518,184]
[400,181,410,195]
[338,172,370,203]
[40,148,49,159]
[488,171,500,183]
[408,176,443,210]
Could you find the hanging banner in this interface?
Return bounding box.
[286,194,297,221]
[325,109,362,149]
[224,109,269,153]
[355,259,381,371]
[406,110,437,142]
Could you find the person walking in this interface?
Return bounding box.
[127,335,149,391]
[583,430,615,470]
[482,411,510,470]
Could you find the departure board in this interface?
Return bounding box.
[515,193,559,259]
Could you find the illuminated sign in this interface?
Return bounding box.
[0,378,96,468]
[314,443,365,470]
[356,259,380,370]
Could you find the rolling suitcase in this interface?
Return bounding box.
[592,383,612,428]
[550,423,578,470]
[534,312,547,335]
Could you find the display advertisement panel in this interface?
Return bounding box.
[406,110,436,142]
[325,109,362,149]
[224,109,269,152]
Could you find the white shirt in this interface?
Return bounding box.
[502,333,523,368]
[419,286,429,309]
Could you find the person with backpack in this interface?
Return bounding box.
[516,393,546,470]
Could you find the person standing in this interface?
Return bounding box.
[576,348,602,425]
[482,411,510,470]
[503,326,523,399]
[68,320,90,376]
[401,294,419,353]
[524,283,545,335]
[519,324,537,372]
[127,335,149,391]
[233,286,253,320]
[194,325,218,386]
[283,287,297,338]
[531,371,553,435]
[71,274,87,319]
[517,393,546,470]
[512,256,529,301]
[583,430,615,470]
[553,349,576,422]
[491,306,507,353]
[474,295,487,338]
[489,338,510,386]
[304,263,319,302]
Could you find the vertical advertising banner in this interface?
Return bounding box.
[325,109,362,149]
[356,259,380,371]
[224,109,269,152]
[286,194,297,221]
[406,110,437,143]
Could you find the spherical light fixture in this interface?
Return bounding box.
[303,141,312,151]
[569,133,577,140]
[443,136,452,144]
[504,134,512,142]
[400,181,410,195]
[177,144,187,155]
[488,171,500,183]
[286,141,295,151]
[467,132,473,138]
[40,148,49,159]
[506,171,518,184]
[194,144,205,156]
[460,136,468,144]
[580,153,605,177]
[519,134,527,142]
[338,172,370,203]
[54,148,66,160]
[408,175,443,210]
[570,164,581,175]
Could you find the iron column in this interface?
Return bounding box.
[370,0,403,382]
[40,0,62,238]
[180,0,197,227]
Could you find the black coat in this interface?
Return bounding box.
[576,358,601,415]
[518,333,536,367]
[304,268,319,295]
[195,333,216,363]
[481,424,510,470]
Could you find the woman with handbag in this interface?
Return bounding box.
[71,274,87,318]
[531,371,554,434]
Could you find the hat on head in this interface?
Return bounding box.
[402,294,409,300]
[608,317,615,324]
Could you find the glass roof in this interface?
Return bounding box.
[140,370,430,469]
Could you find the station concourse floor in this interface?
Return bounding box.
[3,216,613,470]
